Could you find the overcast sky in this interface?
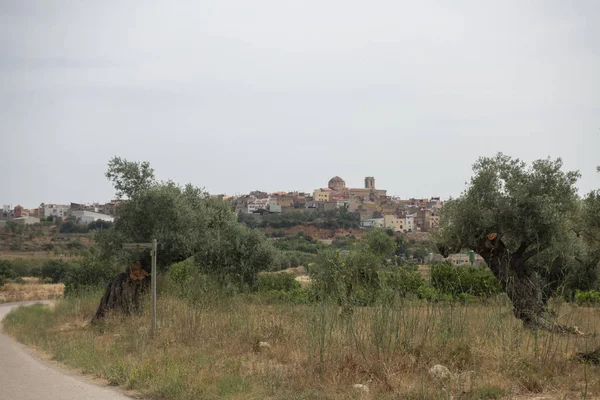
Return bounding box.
[1,1,599,208]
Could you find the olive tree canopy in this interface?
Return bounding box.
[437,153,582,330]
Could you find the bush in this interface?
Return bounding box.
[256,273,300,292]
[63,257,121,296]
[7,259,43,277]
[41,260,71,283]
[575,290,600,306]
[167,257,196,285]
[431,262,500,298]
[379,268,427,298]
[309,247,381,307]
[200,222,276,287]
[0,260,14,286]
[259,288,309,304]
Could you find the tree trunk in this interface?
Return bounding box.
[91,261,151,324]
[471,234,582,333]
[477,235,546,328]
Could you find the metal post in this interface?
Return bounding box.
[151,238,157,337]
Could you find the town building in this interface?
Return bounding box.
[360,218,384,228]
[70,210,115,224]
[13,216,41,225]
[384,215,405,231]
[43,204,70,219]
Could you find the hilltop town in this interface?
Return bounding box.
[2,176,441,234]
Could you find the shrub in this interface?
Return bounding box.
[200,222,276,287]
[379,268,427,298]
[167,257,196,285]
[260,288,309,304]
[575,290,600,306]
[256,273,300,292]
[41,260,70,283]
[431,262,500,298]
[0,260,14,286]
[309,247,381,307]
[63,257,121,296]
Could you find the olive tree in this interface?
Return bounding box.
[92,157,276,321]
[437,153,581,330]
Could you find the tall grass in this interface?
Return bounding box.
[4,289,600,399]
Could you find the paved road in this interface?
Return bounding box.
[0,301,131,400]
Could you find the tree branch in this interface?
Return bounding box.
[514,241,530,257]
[522,247,544,261]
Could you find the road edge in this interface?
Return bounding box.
[0,300,142,399]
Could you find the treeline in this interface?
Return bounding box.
[0,258,118,293]
[238,208,360,230]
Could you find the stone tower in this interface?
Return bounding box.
[364,176,375,189]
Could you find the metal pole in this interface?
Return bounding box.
[151,238,157,337]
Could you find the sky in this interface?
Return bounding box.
[1,0,599,208]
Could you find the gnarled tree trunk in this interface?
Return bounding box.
[440,234,574,332]
[477,234,547,328]
[91,260,151,324]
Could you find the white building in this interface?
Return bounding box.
[70,210,115,224]
[44,204,70,219]
[361,218,384,228]
[405,214,415,232]
[13,216,40,225]
[247,198,270,213]
[268,199,281,213]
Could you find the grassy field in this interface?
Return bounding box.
[0,277,64,303]
[3,291,600,400]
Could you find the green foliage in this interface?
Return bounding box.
[0,260,14,286]
[438,154,580,254]
[0,260,14,277]
[365,228,397,260]
[271,233,322,254]
[395,236,408,256]
[59,220,89,233]
[105,156,156,199]
[574,290,600,306]
[431,262,501,298]
[63,257,121,296]
[88,219,113,230]
[98,182,238,269]
[258,287,309,304]
[245,208,360,230]
[167,257,196,285]
[200,222,276,287]
[256,273,300,292]
[378,268,427,298]
[309,247,381,307]
[436,154,591,304]
[5,259,42,277]
[273,250,316,271]
[96,157,278,290]
[41,260,70,283]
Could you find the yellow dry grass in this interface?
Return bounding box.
[4,293,600,399]
[0,279,64,303]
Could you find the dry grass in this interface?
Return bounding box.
[4,293,600,399]
[0,278,64,303]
